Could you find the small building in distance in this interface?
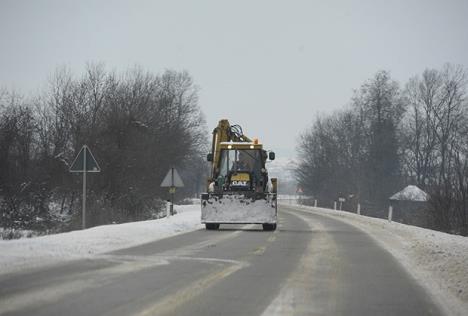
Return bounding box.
[389,185,430,227]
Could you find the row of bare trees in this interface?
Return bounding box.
[0,64,207,233]
[296,64,468,235]
[402,64,468,234]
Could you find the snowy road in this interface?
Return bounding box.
[0,205,442,315]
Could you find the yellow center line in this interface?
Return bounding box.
[131,227,279,315]
[132,262,246,316]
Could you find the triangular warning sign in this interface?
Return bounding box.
[69,145,101,172]
[160,168,184,187]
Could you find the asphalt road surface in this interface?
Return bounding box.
[0,205,442,316]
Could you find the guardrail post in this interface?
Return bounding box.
[357,203,361,215]
[314,199,317,207]
[166,200,171,217]
[388,205,393,222]
[333,201,337,210]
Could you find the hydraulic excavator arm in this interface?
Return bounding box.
[209,119,252,182]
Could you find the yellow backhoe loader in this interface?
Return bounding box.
[201,119,278,231]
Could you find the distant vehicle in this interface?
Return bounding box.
[201,119,277,231]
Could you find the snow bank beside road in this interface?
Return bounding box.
[288,204,468,316]
[0,204,202,276]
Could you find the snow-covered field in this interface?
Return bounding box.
[289,204,468,316]
[0,204,202,276]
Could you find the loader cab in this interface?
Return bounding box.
[215,143,268,192]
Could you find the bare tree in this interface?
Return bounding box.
[403,64,468,234]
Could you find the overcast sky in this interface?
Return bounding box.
[1,0,468,157]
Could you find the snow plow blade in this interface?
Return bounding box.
[201,193,277,224]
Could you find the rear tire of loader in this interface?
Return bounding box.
[262,223,276,231]
[206,223,220,230]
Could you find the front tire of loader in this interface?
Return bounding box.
[262,223,276,231]
[205,223,220,230]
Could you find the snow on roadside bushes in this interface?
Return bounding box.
[290,204,468,316]
[0,204,202,276]
[0,228,38,240]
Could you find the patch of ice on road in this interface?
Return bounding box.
[288,204,468,316]
[0,204,202,276]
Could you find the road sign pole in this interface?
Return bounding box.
[82,146,87,229]
[160,167,184,214]
[170,167,174,215]
[170,187,174,216]
[69,144,100,230]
